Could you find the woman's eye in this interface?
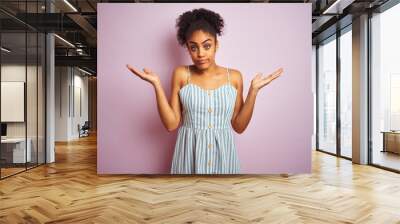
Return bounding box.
[190,46,197,51]
[204,44,211,49]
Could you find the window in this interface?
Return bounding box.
[317,35,337,154]
[371,2,400,171]
[0,1,47,179]
[340,27,352,158]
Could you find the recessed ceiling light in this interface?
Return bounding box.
[78,67,93,76]
[63,0,78,12]
[1,47,11,53]
[54,34,75,48]
[322,0,353,14]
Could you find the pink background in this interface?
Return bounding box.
[97,3,312,174]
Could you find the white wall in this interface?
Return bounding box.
[70,71,89,139]
[55,66,69,141]
[55,67,89,141]
[1,65,42,137]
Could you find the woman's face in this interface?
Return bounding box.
[186,30,218,70]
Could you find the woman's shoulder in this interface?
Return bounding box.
[227,67,242,77]
[226,67,243,86]
[172,65,190,87]
[173,65,189,74]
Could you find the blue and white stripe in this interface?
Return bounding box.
[170,66,240,174]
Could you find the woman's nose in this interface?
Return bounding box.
[197,48,205,57]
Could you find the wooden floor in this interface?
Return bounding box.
[0,167,26,178]
[1,134,400,223]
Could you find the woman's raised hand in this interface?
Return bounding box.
[250,67,283,94]
[126,64,161,86]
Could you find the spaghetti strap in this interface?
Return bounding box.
[227,68,230,84]
[186,66,191,84]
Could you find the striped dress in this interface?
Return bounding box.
[170,66,240,174]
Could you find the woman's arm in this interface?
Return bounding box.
[153,67,184,131]
[230,70,256,134]
[231,68,283,134]
[127,65,184,132]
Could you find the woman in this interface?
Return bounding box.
[127,8,283,174]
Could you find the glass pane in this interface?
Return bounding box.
[371,3,400,171]
[1,32,27,178]
[26,0,39,170]
[27,31,38,169]
[318,36,337,154]
[340,28,352,158]
[38,32,45,165]
[0,1,46,178]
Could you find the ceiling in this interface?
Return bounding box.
[0,0,392,75]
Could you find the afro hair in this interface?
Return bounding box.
[176,8,224,46]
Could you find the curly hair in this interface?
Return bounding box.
[176,8,224,46]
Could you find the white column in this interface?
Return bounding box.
[352,14,369,164]
[46,1,55,163]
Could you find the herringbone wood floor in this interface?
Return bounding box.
[1,134,400,224]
